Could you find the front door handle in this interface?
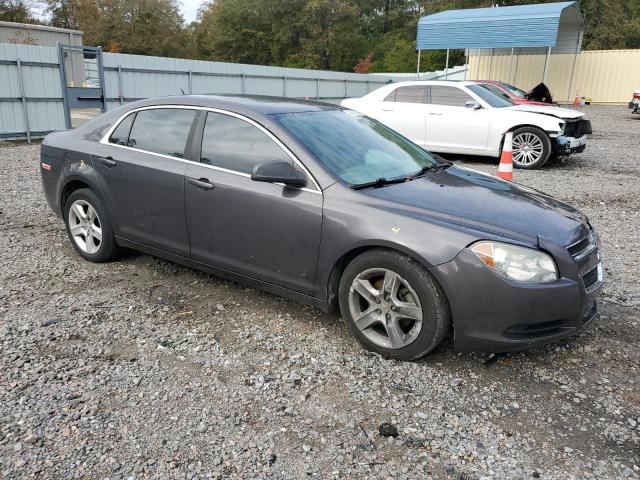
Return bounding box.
[188,177,215,190]
[382,107,394,112]
[429,112,443,116]
[97,156,117,167]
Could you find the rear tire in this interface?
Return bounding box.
[64,188,119,262]
[338,249,451,360]
[511,126,551,169]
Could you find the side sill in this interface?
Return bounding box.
[114,236,330,312]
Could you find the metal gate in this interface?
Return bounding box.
[57,44,106,128]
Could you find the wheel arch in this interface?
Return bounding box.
[324,242,441,313]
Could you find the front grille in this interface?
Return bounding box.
[567,227,602,292]
[567,237,589,256]
[583,265,599,290]
[564,119,592,138]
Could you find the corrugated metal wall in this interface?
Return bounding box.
[0,43,66,137]
[469,49,640,103]
[1,44,406,140]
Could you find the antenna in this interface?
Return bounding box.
[180,88,185,95]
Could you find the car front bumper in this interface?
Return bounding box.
[430,235,603,353]
[553,134,587,155]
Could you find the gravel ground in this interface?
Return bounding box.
[1,105,639,479]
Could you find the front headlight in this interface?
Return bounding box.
[470,241,558,283]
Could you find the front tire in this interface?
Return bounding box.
[64,188,119,262]
[511,126,551,169]
[338,249,451,360]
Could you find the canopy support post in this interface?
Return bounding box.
[488,48,494,80]
[542,46,551,82]
[566,32,582,103]
[509,47,515,83]
[464,49,468,80]
[475,49,481,80]
[444,49,450,79]
[417,49,421,78]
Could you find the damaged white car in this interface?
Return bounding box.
[341,80,592,169]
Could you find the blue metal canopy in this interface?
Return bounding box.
[416,2,583,51]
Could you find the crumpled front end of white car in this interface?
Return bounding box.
[553,117,592,155]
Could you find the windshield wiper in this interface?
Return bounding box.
[350,177,407,190]
[408,161,452,179]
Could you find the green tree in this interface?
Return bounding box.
[0,0,35,22]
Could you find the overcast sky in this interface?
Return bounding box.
[180,0,203,23]
[33,0,204,24]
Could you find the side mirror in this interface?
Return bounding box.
[251,161,307,188]
[465,100,481,110]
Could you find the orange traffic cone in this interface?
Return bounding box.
[497,132,513,181]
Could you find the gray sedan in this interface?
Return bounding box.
[40,95,603,360]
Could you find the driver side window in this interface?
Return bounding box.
[200,112,293,175]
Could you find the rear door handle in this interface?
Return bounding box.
[429,112,443,116]
[97,156,117,167]
[382,107,394,112]
[188,177,215,190]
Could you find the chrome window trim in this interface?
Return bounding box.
[99,104,322,194]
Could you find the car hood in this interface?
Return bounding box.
[507,104,584,119]
[361,166,586,246]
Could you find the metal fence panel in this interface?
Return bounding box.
[468,49,640,103]
[1,43,451,140]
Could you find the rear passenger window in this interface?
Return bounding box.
[385,86,426,103]
[109,113,135,146]
[200,112,292,175]
[127,108,196,158]
[429,86,473,107]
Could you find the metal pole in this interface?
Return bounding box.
[488,49,494,80]
[513,52,520,85]
[241,73,246,94]
[566,33,581,103]
[117,65,123,104]
[509,47,515,84]
[16,58,31,143]
[416,50,421,78]
[542,46,551,83]
[188,70,193,94]
[56,43,71,129]
[316,77,320,100]
[464,49,468,80]
[344,79,348,99]
[444,49,450,80]
[475,49,481,80]
[283,76,287,97]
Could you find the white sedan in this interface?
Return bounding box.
[341,80,591,169]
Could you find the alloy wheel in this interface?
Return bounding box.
[348,268,423,349]
[512,132,544,166]
[68,199,103,254]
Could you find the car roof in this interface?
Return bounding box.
[125,94,340,117]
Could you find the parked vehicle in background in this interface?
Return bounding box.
[472,81,557,106]
[630,89,640,114]
[40,95,602,360]
[342,81,591,169]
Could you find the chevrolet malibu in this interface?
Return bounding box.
[40,96,603,360]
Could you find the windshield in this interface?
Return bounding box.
[468,84,515,108]
[502,83,527,98]
[271,110,439,185]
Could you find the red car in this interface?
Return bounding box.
[472,80,556,106]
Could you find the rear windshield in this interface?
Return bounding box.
[503,83,527,98]
[271,109,438,185]
[468,84,515,108]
